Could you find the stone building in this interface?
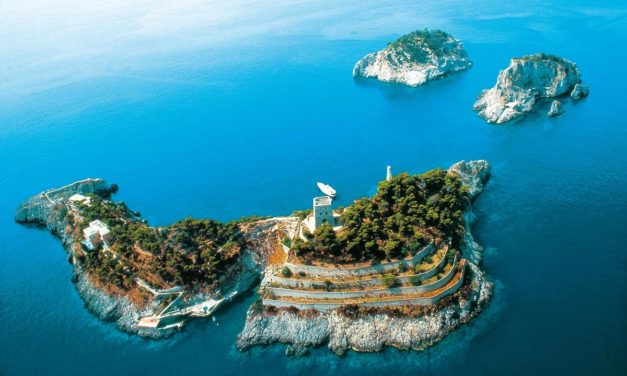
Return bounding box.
[313,196,334,229]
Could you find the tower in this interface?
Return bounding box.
[386,165,392,181]
[313,196,334,229]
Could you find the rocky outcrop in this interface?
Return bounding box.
[15,178,116,246]
[236,160,493,355]
[353,29,471,87]
[447,160,490,200]
[473,53,587,124]
[570,83,589,100]
[548,100,563,117]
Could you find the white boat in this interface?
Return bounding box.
[317,182,336,197]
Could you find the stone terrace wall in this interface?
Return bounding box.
[283,242,435,277]
[263,262,466,312]
[265,255,458,300]
[267,245,448,289]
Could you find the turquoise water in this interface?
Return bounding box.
[1,1,626,374]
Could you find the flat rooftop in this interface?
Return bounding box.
[314,196,332,206]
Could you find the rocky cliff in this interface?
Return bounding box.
[473,53,589,124]
[13,179,161,336]
[236,160,493,355]
[353,29,472,87]
[15,178,116,246]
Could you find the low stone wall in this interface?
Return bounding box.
[263,261,466,312]
[265,255,458,301]
[266,248,448,290]
[283,242,435,277]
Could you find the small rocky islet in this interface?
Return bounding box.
[353,29,472,87]
[16,160,492,355]
[473,53,589,124]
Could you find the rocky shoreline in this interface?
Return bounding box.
[236,160,493,355]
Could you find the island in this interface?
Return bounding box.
[352,29,472,87]
[473,53,589,124]
[15,160,492,355]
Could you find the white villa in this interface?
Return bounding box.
[82,220,111,251]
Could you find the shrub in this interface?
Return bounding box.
[324,280,332,292]
[280,266,292,278]
[446,249,457,264]
[382,273,397,288]
[409,275,422,286]
[282,236,291,248]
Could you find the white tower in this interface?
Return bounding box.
[313,196,334,229]
[386,165,392,181]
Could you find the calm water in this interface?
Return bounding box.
[1,1,626,374]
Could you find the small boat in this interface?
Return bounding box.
[317,182,336,197]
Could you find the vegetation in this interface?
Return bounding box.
[382,273,397,288]
[280,266,293,278]
[281,236,292,248]
[292,209,312,221]
[386,29,454,65]
[409,275,422,286]
[77,196,245,291]
[291,169,469,264]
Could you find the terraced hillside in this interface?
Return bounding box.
[237,160,493,355]
[261,240,467,311]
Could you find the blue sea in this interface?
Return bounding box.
[1,1,626,374]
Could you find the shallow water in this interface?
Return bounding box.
[1,1,626,375]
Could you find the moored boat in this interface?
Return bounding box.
[316,182,336,197]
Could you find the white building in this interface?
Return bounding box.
[313,196,334,229]
[82,220,111,251]
[386,165,392,181]
[68,194,91,206]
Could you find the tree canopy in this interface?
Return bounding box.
[292,169,468,264]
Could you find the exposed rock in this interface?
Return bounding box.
[548,100,564,117]
[353,29,472,87]
[570,83,589,100]
[236,160,493,355]
[473,53,587,124]
[447,160,490,200]
[15,178,115,245]
[237,268,492,355]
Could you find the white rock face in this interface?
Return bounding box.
[353,29,472,87]
[473,54,586,124]
[447,160,490,200]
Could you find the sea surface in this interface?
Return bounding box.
[1,1,626,375]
